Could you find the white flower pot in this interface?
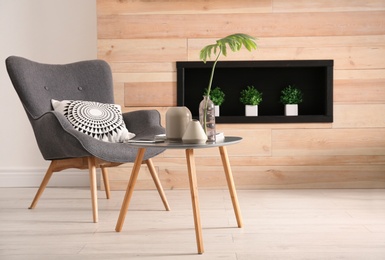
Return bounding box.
[214,105,220,117]
[285,104,298,116]
[245,105,258,116]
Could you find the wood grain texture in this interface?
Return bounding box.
[98,39,187,62]
[333,104,385,128]
[97,0,272,15]
[3,188,385,258]
[272,128,385,156]
[334,79,385,103]
[97,0,385,189]
[110,62,175,73]
[124,82,175,107]
[273,0,385,13]
[188,41,385,69]
[103,164,385,190]
[98,12,385,39]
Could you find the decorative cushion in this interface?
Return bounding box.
[51,99,135,143]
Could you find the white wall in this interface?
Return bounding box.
[0,0,97,187]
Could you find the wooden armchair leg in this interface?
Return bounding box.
[145,159,170,211]
[88,157,98,223]
[29,160,56,209]
[101,166,111,199]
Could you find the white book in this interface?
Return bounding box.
[127,138,164,143]
[216,132,225,142]
[154,134,167,141]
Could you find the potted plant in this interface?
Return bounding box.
[199,33,258,140]
[204,86,225,117]
[280,85,303,116]
[239,85,263,116]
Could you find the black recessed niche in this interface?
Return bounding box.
[177,60,333,123]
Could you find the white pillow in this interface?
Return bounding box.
[51,99,135,143]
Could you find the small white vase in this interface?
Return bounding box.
[182,120,207,144]
[285,104,298,116]
[245,105,258,116]
[166,106,192,140]
[214,105,220,117]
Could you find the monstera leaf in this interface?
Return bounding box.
[199,33,258,97]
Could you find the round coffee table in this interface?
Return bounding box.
[115,136,243,254]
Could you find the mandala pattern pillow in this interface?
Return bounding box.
[51,99,135,143]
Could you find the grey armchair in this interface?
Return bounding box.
[5,56,170,222]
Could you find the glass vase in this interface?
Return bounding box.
[199,95,216,142]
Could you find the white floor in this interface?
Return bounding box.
[0,188,384,259]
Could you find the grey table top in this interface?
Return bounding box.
[126,136,242,149]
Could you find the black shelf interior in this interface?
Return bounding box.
[177,60,333,123]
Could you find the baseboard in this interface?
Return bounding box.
[0,167,99,188]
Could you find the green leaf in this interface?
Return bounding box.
[239,85,263,105]
[203,33,257,60]
[280,85,303,104]
[199,33,258,98]
[200,44,218,63]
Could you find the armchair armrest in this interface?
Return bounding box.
[30,110,166,163]
[122,110,165,138]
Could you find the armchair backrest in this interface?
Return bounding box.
[5,56,115,119]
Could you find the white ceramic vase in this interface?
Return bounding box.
[285,104,298,116]
[182,120,207,144]
[245,105,258,116]
[166,106,192,140]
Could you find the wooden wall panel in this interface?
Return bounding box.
[113,73,174,84]
[188,40,385,69]
[98,0,385,189]
[110,62,175,73]
[98,39,187,62]
[333,104,385,128]
[97,0,272,15]
[98,12,385,39]
[334,79,385,103]
[102,163,385,190]
[124,82,175,107]
[228,46,383,68]
[273,0,385,13]
[272,129,385,156]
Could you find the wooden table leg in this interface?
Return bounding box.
[145,159,171,211]
[185,149,204,254]
[115,148,146,232]
[219,146,243,228]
